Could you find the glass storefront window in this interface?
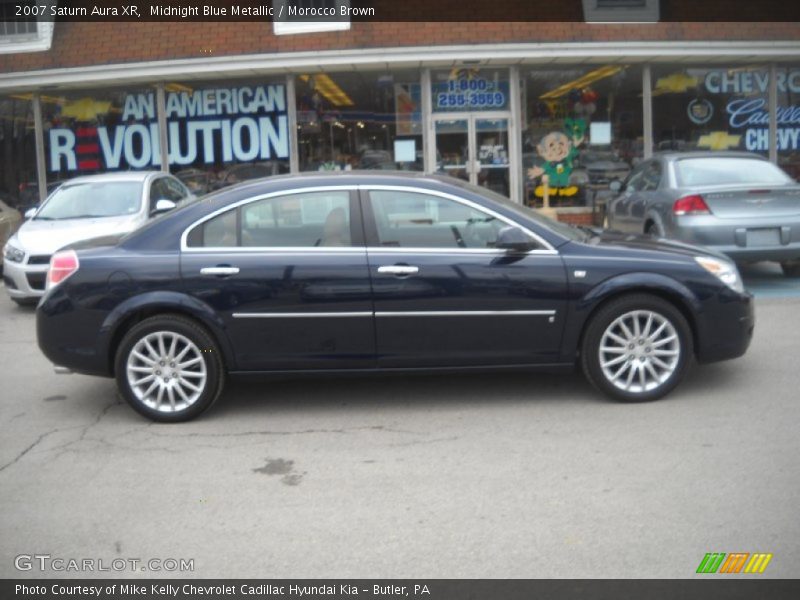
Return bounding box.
[165,79,290,193]
[431,67,510,113]
[42,80,290,195]
[521,65,643,208]
[776,65,800,181]
[42,87,155,187]
[0,94,35,209]
[430,68,512,197]
[295,70,422,172]
[651,65,777,160]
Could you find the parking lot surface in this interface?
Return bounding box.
[0,279,798,578]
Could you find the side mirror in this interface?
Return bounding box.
[609,180,622,193]
[496,226,536,253]
[151,198,177,215]
[24,207,37,219]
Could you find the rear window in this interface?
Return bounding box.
[675,158,793,187]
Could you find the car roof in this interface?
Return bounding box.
[58,171,164,185]
[653,151,767,161]
[220,170,461,195]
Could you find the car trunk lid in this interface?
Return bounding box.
[692,185,800,219]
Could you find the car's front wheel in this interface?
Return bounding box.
[581,294,693,402]
[115,315,225,422]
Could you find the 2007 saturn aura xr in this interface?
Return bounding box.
[36,173,754,422]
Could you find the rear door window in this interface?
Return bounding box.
[186,190,354,248]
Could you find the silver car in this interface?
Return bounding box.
[3,171,194,305]
[0,198,22,270]
[607,152,800,277]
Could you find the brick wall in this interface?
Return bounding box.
[553,208,596,226]
[0,20,798,75]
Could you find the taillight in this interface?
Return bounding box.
[673,194,711,216]
[46,250,79,289]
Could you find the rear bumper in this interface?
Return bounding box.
[37,288,111,377]
[671,218,800,263]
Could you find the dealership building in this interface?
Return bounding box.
[1,1,799,222]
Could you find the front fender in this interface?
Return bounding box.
[97,290,237,373]
[560,272,702,362]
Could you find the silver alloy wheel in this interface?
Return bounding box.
[125,331,207,412]
[598,309,680,394]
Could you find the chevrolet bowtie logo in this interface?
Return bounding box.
[697,552,773,574]
[697,132,741,151]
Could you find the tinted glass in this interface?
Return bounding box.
[35,181,143,220]
[187,190,352,248]
[624,163,647,192]
[675,158,793,187]
[368,190,528,249]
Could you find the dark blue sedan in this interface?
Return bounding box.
[36,173,754,422]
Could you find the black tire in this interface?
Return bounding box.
[11,297,38,307]
[581,294,693,402]
[780,261,800,278]
[114,314,225,422]
[645,222,660,237]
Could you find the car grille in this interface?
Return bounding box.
[27,255,51,265]
[26,273,46,291]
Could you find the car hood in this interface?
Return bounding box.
[14,215,140,255]
[589,230,730,261]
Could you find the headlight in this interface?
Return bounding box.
[3,243,24,263]
[695,256,744,293]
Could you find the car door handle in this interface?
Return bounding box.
[377,265,419,276]
[200,266,240,276]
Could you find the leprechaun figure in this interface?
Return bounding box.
[527,118,586,198]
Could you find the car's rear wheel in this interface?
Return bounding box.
[780,260,800,278]
[581,294,693,402]
[115,315,224,422]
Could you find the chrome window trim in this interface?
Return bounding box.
[184,247,366,254]
[361,184,557,254]
[180,183,558,255]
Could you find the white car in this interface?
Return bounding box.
[3,171,194,306]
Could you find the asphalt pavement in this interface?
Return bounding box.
[0,274,798,579]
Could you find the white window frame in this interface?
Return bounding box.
[0,2,55,54]
[582,0,660,23]
[272,0,351,36]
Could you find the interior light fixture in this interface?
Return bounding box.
[539,65,626,100]
[299,73,354,107]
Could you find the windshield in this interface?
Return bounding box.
[35,181,143,220]
[675,157,793,187]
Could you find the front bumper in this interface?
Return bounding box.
[2,258,48,300]
[695,289,755,364]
